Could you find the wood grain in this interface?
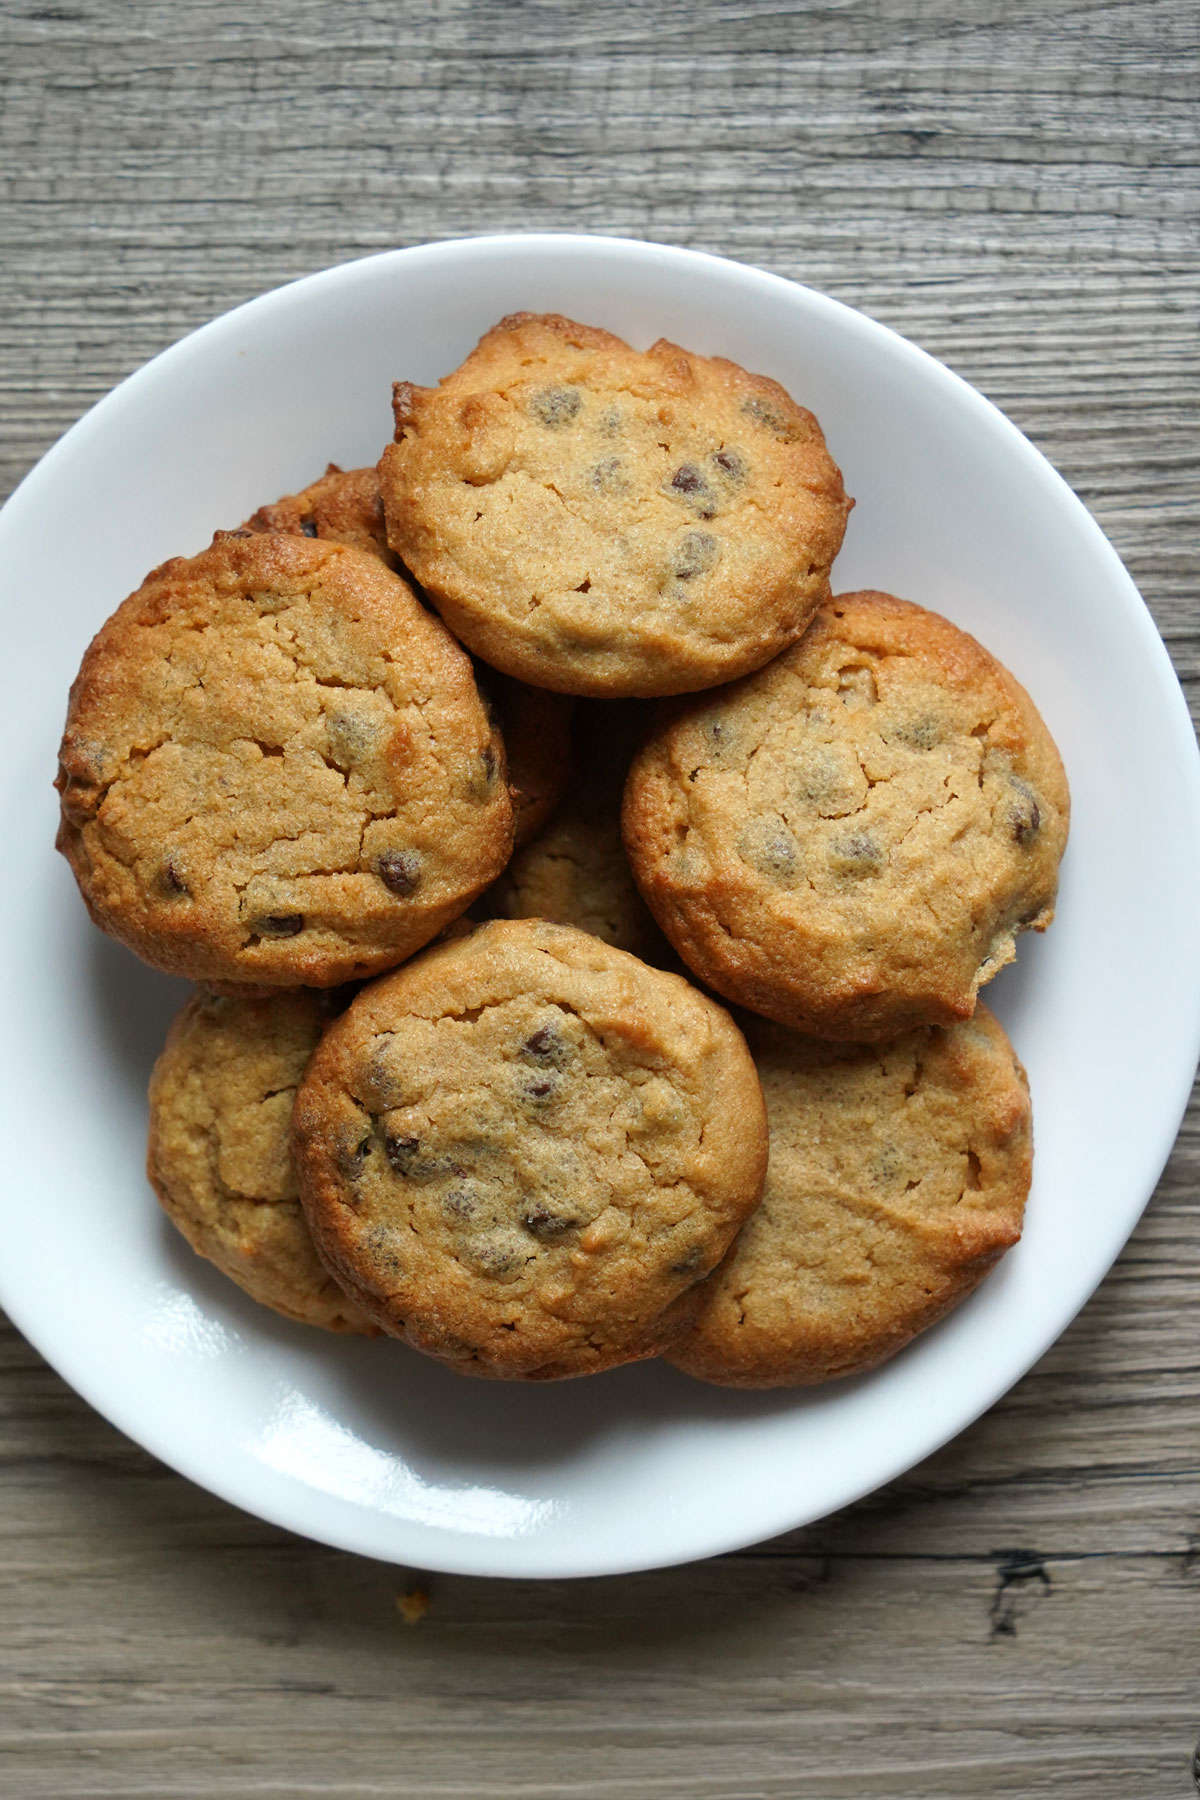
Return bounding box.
[1,2,1198,1795]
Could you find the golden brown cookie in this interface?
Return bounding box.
[669,1004,1031,1387]
[241,467,571,850]
[479,701,669,962]
[379,312,851,697]
[56,533,513,990]
[147,990,375,1332]
[623,591,1070,1040]
[475,669,573,849]
[292,919,768,1379]
[241,464,400,569]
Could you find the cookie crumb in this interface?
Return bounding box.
[396,1586,430,1625]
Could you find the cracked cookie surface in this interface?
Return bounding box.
[669,1004,1031,1387]
[147,989,374,1332]
[56,533,513,989]
[292,918,768,1379]
[479,700,669,962]
[378,312,851,697]
[240,467,571,848]
[623,591,1070,1040]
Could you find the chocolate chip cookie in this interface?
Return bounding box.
[56,533,513,990]
[669,1005,1031,1387]
[378,312,852,697]
[475,669,573,849]
[147,989,374,1332]
[479,701,669,962]
[240,469,570,848]
[292,918,768,1379]
[242,464,401,569]
[623,591,1070,1039]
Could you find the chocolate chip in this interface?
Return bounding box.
[874,1144,902,1184]
[591,456,625,494]
[364,1224,402,1273]
[255,913,304,937]
[465,1233,523,1278]
[598,405,622,436]
[384,1133,421,1175]
[830,832,885,877]
[326,709,378,767]
[159,858,189,898]
[462,745,500,804]
[521,1205,576,1239]
[336,1131,372,1179]
[377,849,422,897]
[789,744,867,817]
[670,1246,705,1276]
[741,394,800,440]
[523,1074,563,1105]
[1007,780,1041,846]
[443,1186,479,1222]
[299,515,319,538]
[530,386,581,428]
[712,447,749,483]
[737,819,802,886]
[669,464,716,517]
[522,1023,569,1065]
[672,530,719,581]
[893,717,942,751]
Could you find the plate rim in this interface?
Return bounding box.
[3,231,1199,1579]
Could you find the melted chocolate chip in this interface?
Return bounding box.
[893,717,941,751]
[591,456,625,494]
[830,832,885,877]
[326,709,378,767]
[364,1224,402,1273]
[669,464,716,517]
[298,515,319,538]
[670,1246,705,1276]
[1007,780,1041,846]
[530,386,582,428]
[737,819,802,885]
[712,447,749,483]
[479,744,498,789]
[159,858,189,898]
[741,394,801,440]
[521,1023,569,1065]
[672,530,719,581]
[523,1074,562,1105]
[521,1205,576,1240]
[383,1133,421,1175]
[377,849,422,897]
[467,1235,523,1278]
[256,913,304,937]
[336,1132,372,1179]
[442,1186,479,1222]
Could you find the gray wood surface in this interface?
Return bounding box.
[2,2,1198,1795]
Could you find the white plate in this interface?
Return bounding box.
[2,235,1198,1579]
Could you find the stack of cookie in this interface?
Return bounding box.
[57,311,1068,1386]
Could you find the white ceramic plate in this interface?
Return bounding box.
[2,235,1197,1579]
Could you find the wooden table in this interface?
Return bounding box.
[2,4,1197,1794]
